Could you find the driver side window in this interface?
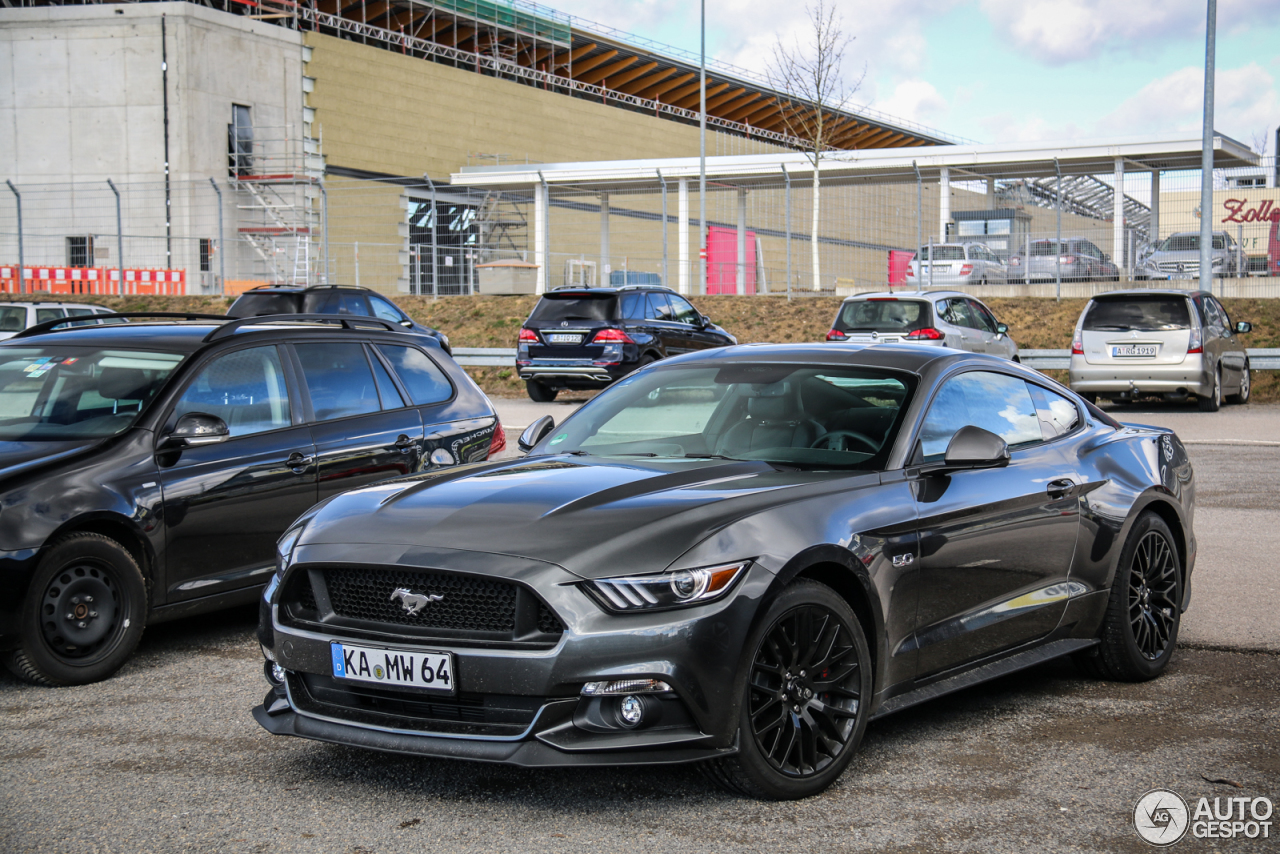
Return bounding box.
[919,371,1042,460]
[172,346,292,438]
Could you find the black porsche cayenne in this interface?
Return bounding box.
[256,343,1195,799]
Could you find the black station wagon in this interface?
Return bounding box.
[0,313,504,686]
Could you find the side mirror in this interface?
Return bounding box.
[161,412,229,449]
[944,425,1009,469]
[700,314,712,328]
[1235,321,1252,334]
[995,322,1009,335]
[518,415,555,453]
[1103,253,1112,262]
[399,320,413,327]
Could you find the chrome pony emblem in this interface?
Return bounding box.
[390,588,443,615]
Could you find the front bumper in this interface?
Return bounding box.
[1068,355,1211,396]
[255,543,771,766]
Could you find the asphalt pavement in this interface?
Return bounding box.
[0,399,1275,853]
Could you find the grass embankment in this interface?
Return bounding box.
[6,293,1278,402]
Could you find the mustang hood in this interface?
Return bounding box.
[300,455,861,578]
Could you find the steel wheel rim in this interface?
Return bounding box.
[747,604,863,778]
[1127,531,1178,660]
[39,559,125,665]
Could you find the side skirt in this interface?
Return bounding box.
[149,584,264,625]
[870,638,1098,721]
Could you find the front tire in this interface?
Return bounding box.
[1227,361,1251,405]
[1075,512,1180,682]
[525,380,558,403]
[704,580,872,799]
[4,533,148,686]
[1197,367,1221,412]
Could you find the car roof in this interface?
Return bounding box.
[1163,231,1232,238]
[235,285,373,295]
[655,341,971,375]
[841,290,970,303]
[545,285,674,295]
[1090,288,1206,299]
[0,316,414,353]
[0,301,107,308]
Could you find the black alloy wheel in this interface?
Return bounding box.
[525,380,558,402]
[1127,530,1180,661]
[1075,512,1181,682]
[5,533,148,686]
[704,580,872,799]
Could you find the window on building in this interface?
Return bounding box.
[229,104,253,177]
[199,238,213,273]
[67,236,94,268]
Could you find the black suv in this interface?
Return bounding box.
[517,286,735,401]
[0,313,503,686]
[228,285,451,353]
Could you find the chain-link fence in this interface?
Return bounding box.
[3,154,1277,298]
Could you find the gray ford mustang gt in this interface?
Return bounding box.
[254,343,1195,799]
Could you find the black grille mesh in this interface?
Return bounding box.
[324,567,517,632]
[537,602,565,635]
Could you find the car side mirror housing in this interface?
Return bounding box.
[518,415,556,453]
[700,314,712,328]
[995,322,1009,334]
[1103,253,1112,262]
[161,412,229,449]
[399,319,413,327]
[921,426,1010,475]
[1235,320,1252,334]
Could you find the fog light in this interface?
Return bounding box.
[618,695,644,727]
[264,660,287,687]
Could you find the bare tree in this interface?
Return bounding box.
[767,0,864,291]
[1250,127,1270,158]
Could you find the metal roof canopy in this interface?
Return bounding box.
[452,134,1260,191]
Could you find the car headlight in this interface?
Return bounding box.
[276,524,306,575]
[583,561,748,612]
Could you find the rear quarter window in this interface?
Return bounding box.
[376,344,453,405]
[529,295,617,323]
[1083,297,1191,331]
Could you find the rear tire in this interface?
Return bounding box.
[1227,362,1251,405]
[1197,368,1221,412]
[525,380,558,403]
[1074,512,1180,682]
[4,533,148,687]
[703,580,872,800]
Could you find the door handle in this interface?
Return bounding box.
[287,451,315,471]
[1046,478,1076,499]
[394,434,416,454]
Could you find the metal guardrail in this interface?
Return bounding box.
[454,347,1280,370]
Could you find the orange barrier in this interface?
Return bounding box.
[0,266,187,296]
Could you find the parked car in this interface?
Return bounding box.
[825,291,1019,361]
[227,285,451,353]
[256,343,1194,799]
[1068,289,1251,411]
[0,301,121,340]
[0,312,504,686]
[1133,231,1243,280]
[517,285,736,401]
[1007,238,1119,283]
[904,243,1006,287]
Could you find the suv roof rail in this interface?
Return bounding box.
[11,312,231,340]
[203,313,397,342]
[616,284,674,293]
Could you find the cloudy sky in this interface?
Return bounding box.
[548,0,1280,152]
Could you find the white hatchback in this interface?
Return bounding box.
[0,302,119,340]
[825,291,1019,361]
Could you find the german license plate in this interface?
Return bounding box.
[1112,345,1158,357]
[546,333,582,344]
[331,641,455,693]
[1171,272,1193,280]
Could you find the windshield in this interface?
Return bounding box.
[835,299,931,334]
[1156,235,1228,251]
[529,295,617,323]
[1083,297,1191,332]
[0,346,184,440]
[1030,241,1066,256]
[227,293,302,318]
[535,363,914,469]
[922,246,966,261]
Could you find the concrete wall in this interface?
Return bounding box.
[0,2,304,283]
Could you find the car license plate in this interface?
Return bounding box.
[1112,345,1158,357]
[1171,272,1193,280]
[331,641,455,693]
[546,333,582,344]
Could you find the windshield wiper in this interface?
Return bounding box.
[612,452,658,457]
[683,453,742,461]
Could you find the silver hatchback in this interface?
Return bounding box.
[825,291,1019,360]
[1068,289,1252,411]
